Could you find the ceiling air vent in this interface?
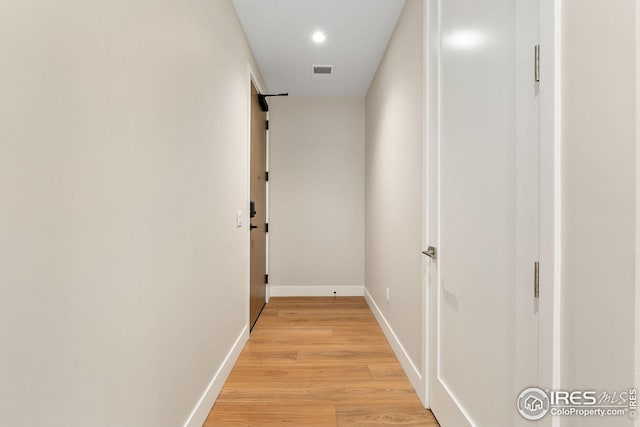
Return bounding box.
[313,65,333,75]
[312,65,335,82]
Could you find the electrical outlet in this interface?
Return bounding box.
[386,287,390,304]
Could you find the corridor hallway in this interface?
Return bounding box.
[204,297,438,426]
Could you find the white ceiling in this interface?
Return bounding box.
[232,0,406,97]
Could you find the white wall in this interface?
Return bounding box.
[364,0,425,396]
[0,1,263,426]
[268,97,365,295]
[562,1,636,426]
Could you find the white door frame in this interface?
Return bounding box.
[422,0,563,422]
[422,0,439,409]
[246,66,270,318]
[537,2,562,427]
[421,0,432,407]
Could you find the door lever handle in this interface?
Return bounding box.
[250,225,258,230]
[422,246,437,259]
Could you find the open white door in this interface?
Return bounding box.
[427,0,540,425]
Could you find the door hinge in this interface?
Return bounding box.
[534,261,540,298]
[265,120,269,130]
[265,223,269,233]
[265,274,269,284]
[265,171,269,182]
[534,44,540,82]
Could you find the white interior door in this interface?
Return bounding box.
[428,0,540,426]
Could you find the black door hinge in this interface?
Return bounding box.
[265,120,269,130]
[265,171,269,182]
[265,223,269,233]
[265,274,269,284]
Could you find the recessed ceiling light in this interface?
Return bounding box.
[312,31,326,44]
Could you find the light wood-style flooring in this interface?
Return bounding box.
[204,297,439,426]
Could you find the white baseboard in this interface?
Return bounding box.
[268,285,364,297]
[182,325,249,427]
[364,288,425,405]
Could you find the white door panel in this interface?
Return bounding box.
[428,0,540,425]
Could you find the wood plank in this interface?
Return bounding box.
[225,365,372,382]
[249,334,389,346]
[368,362,408,380]
[336,405,439,426]
[331,324,386,337]
[296,349,398,365]
[243,341,391,353]
[215,380,418,405]
[268,296,368,305]
[256,314,379,328]
[250,326,333,337]
[232,350,297,366]
[205,403,336,426]
[276,307,373,316]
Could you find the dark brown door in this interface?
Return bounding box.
[249,82,267,330]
